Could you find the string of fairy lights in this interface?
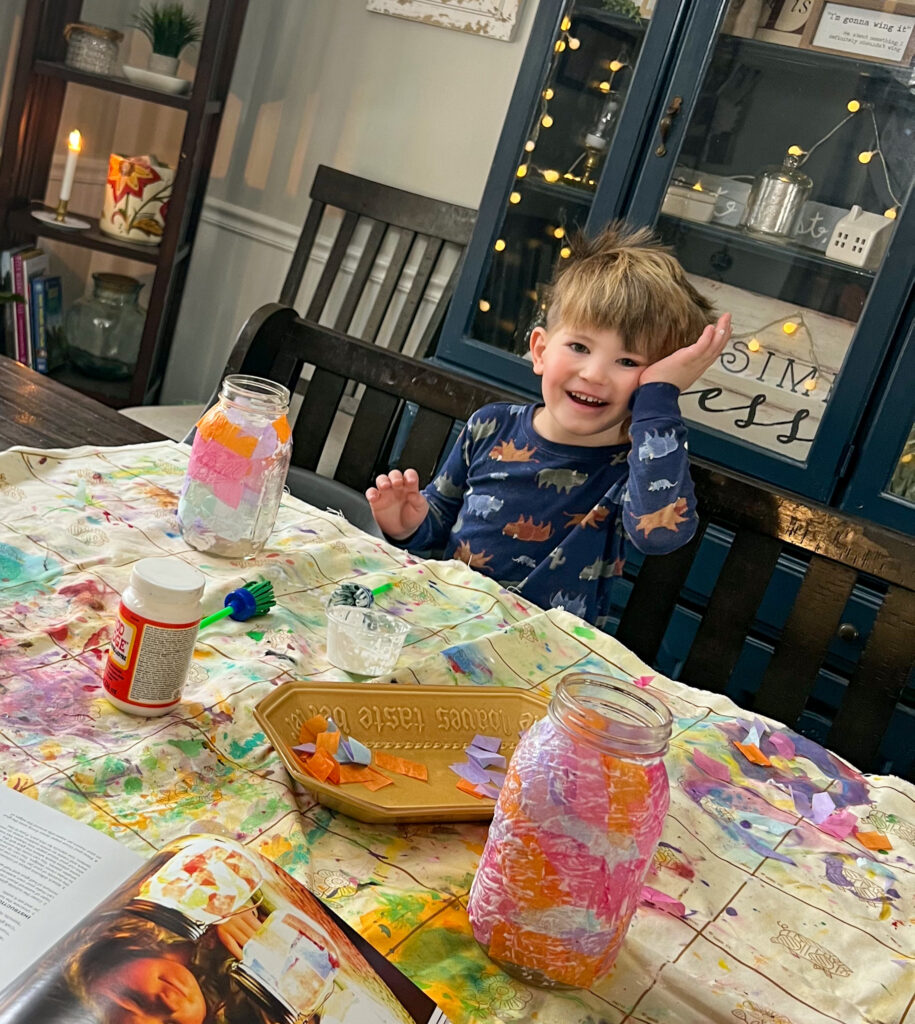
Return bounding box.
[478,16,899,381]
[735,313,825,393]
[480,13,630,318]
[787,99,902,219]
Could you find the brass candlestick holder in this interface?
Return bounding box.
[32,203,90,230]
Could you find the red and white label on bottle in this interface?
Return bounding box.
[103,602,200,710]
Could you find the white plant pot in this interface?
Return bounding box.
[147,52,179,76]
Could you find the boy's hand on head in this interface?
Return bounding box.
[365,469,428,540]
[638,312,732,392]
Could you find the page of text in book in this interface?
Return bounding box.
[0,788,143,991]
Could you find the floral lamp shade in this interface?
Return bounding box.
[101,153,173,244]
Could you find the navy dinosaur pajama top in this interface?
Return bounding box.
[403,381,699,625]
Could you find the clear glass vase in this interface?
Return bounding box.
[467,673,672,989]
[65,272,145,379]
[178,375,292,558]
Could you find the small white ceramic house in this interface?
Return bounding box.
[827,205,894,269]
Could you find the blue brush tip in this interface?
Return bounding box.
[224,587,258,620]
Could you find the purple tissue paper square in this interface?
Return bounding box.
[470,734,501,752]
[465,745,507,770]
[449,761,492,785]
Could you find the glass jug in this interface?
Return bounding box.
[65,272,145,379]
[467,673,672,989]
[178,375,292,558]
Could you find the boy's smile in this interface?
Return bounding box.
[529,323,646,447]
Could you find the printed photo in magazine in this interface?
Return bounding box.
[0,790,447,1024]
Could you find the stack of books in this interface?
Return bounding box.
[0,245,64,373]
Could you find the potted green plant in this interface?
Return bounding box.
[134,2,202,76]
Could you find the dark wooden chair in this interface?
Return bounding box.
[279,164,477,360]
[216,302,915,776]
[616,464,915,777]
[215,302,520,490]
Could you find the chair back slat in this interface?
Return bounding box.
[388,236,444,354]
[335,388,402,492]
[414,261,462,361]
[681,531,783,692]
[827,586,915,768]
[754,558,857,725]
[278,200,325,307]
[333,219,387,335]
[290,366,346,470]
[306,210,359,322]
[361,230,415,346]
[614,527,705,665]
[396,407,456,486]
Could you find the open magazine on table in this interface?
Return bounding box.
[0,788,448,1024]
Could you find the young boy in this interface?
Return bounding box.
[366,224,731,626]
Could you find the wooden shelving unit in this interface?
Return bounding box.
[0,0,248,408]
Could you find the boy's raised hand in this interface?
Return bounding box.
[366,468,429,540]
[639,312,732,392]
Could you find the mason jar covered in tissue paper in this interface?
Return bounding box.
[178,375,292,558]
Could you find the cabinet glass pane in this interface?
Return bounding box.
[472,1,653,357]
[656,0,913,463]
[888,422,915,504]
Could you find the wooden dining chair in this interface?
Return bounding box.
[120,165,477,439]
[615,463,915,776]
[280,164,477,360]
[211,301,520,491]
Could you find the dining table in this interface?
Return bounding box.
[0,369,913,1024]
[0,354,164,449]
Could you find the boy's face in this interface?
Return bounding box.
[529,323,646,446]
[92,955,207,1024]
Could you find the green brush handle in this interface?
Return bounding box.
[199,605,233,630]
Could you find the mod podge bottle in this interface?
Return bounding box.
[178,374,292,558]
[103,558,205,716]
[467,673,672,989]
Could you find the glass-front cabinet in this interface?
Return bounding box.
[438,0,915,531]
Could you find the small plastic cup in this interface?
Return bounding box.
[325,604,409,676]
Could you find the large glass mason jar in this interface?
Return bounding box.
[467,673,672,989]
[178,375,292,558]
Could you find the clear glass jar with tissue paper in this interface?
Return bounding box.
[178,375,292,557]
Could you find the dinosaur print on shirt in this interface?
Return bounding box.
[503,516,554,542]
[403,389,698,625]
[535,467,588,493]
[638,428,679,461]
[489,439,538,462]
[635,497,690,535]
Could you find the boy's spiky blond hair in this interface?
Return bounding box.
[547,222,715,360]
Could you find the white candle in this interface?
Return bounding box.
[59,130,82,203]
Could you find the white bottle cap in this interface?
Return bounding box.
[131,557,205,606]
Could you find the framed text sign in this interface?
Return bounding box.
[800,0,915,64]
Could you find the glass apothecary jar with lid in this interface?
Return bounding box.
[65,273,145,380]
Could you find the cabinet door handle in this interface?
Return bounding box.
[655,96,682,157]
[837,622,860,641]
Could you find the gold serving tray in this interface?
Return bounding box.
[254,682,548,824]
